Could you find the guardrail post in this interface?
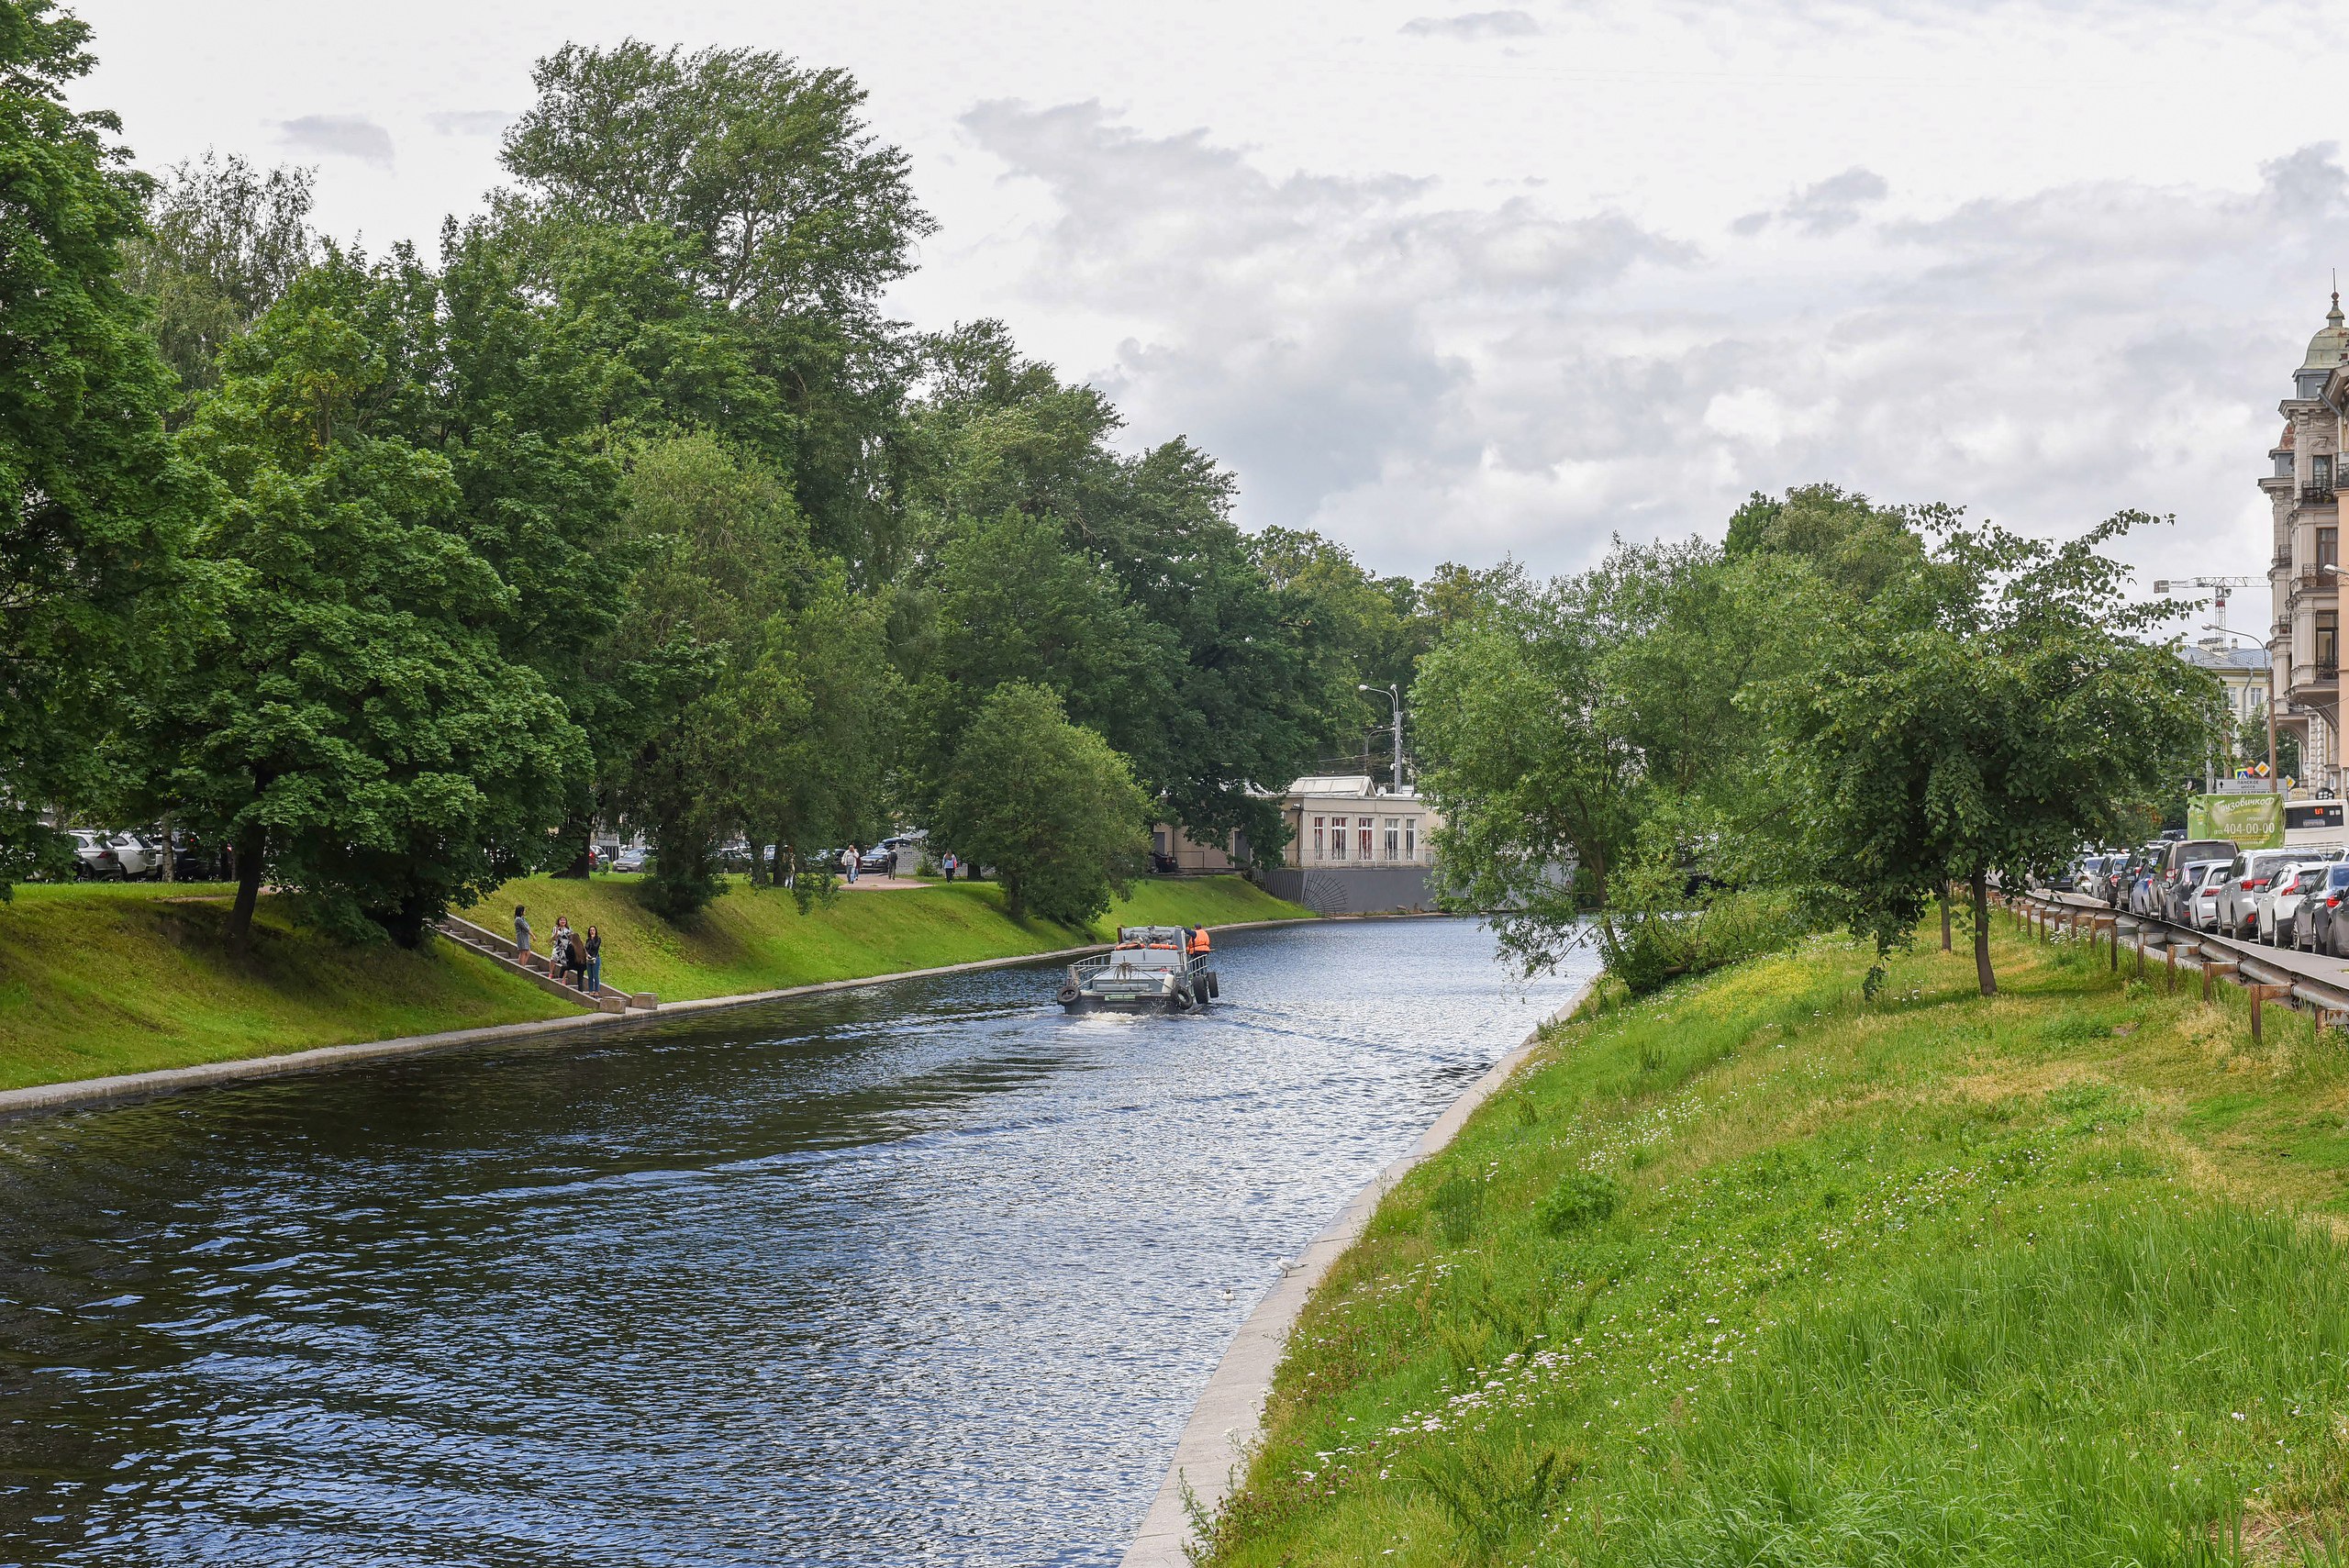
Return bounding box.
[2110,920,2120,972]
[2165,943,2176,994]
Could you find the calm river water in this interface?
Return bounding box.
[0,917,1593,1567]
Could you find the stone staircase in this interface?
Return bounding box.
[433,914,658,1016]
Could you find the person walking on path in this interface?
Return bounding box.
[514,906,533,968]
[845,844,861,884]
[584,926,602,993]
[941,851,957,883]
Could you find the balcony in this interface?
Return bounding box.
[2308,486,2340,506]
[2299,566,2343,593]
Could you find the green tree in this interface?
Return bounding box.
[499,40,931,575]
[1770,510,2220,995]
[117,150,316,401]
[603,430,837,918]
[156,254,584,948]
[0,0,184,892]
[932,683,1149,924]
[1723,482,1932,601]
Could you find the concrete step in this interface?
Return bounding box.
[431,916,657,1014]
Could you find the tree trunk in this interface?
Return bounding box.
[748,838,769,888]
[228,825,265,953]
[160,810,175,884]
[1969,868,1996,997]
[1940,884,1953,952]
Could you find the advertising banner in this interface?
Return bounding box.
[2188,793,2283,849]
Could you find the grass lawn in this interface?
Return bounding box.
[1202,915,2349,1565]
[460,873,1308,1004]
[0,884,570,1091]
[0,873,1308,1093]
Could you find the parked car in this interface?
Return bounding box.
[2160,857,2230,923]
[2218,848,2305,939]
[2192,862,2231,930]
[108,832,164,880]
[2153,840,2236,920]
[2257,858,2343,945]
[65,829,125,880]
[2307,864,2349,955]
[610,845,650,873]
[153,831,220,880]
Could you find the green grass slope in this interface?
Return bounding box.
[0,873,1308,1093]
[460,873,1308,1004]
[0,884,571,1091]
[1204,917,2349,1566]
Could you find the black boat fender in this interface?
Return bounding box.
[1055,982,1081,1006]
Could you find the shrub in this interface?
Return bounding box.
[1537,1169,1622,1235]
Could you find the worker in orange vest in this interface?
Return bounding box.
[1189,926,1210,955]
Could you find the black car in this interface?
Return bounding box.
[2307,864,2349,955]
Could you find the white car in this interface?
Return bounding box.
[2257,860,2339,944]
[2193,863,2231,930]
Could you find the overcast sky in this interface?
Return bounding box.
[70,0,2349,626]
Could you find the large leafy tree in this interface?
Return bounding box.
[499,40,931,576]
[601,430,871,918]
[155,255,583,948]
[932,682,1150,925]
[0,0,184,891]
[1769,510,2220,995]
[117,150,316,402]
[900,327,1336,862]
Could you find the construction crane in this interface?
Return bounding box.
[2151,575,2260,632]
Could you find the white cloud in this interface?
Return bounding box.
[424,109,513,138]
[960,95,2349,596]
[1731,167,1889,237]
[273,114,393,168]
[1400,9,1541,39]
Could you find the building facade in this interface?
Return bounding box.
[2271,295,2347,794]
[2181,640,2270,783]
[1257,774,1440,914]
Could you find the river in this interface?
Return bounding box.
[0,917,1595,1566]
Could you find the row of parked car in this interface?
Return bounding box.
[2063,840,2349,955]
[58,828,226,882]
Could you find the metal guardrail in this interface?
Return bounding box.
[2000,890,2349,1026]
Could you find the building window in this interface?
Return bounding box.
[1384,818,1399,860]
[1153,828,1168,856]
[1330,817,1345,861]
[1312,816,1325,860]
[2321,610,2340,673]
[1405,819,1417,859]
[2319,454,2337,492]
[1358,817,1374,859]
[2324,528,2340,570]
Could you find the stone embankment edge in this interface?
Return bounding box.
[0,914,1338,1123]
[1119,972,1604,1568]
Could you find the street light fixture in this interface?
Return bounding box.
[1359,683,1405,793]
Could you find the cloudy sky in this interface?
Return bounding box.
[70,0,2349,625]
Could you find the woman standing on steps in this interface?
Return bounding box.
[584,926,602,994]
[514,906,532,967]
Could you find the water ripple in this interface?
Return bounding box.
[0,917,1592,1566]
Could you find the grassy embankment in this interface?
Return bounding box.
[456,871,1303,1004]
[0,874,1306,1093]
[1203,917,2349,1566]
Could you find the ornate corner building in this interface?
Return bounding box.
[2267,295,2348,791]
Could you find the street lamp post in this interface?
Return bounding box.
[1359,683,1404,793]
